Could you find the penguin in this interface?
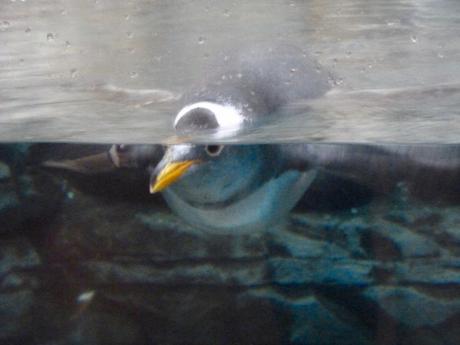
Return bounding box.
[146,45,460,232]
[146,45,331,232]
[42,45,460,233]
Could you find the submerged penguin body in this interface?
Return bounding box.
[156,144,317,232]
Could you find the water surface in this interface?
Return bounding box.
[1,0,460,143]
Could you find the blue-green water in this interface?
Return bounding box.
[1,142,459,345]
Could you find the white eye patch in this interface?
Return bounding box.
[174,102,245,131]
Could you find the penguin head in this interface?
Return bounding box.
[149,143,268,202]
[150,101,264,196]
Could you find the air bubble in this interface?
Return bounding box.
[46,33,55,41]
[198,36,205,45]
[410,35,417,43]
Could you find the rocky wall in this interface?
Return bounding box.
[1,144,459,345]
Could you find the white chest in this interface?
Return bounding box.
[162,169,317,233]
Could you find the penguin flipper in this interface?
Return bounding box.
[42,144,164,175]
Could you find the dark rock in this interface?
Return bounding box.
[0,238,40,341]
[80,259,268,287]
[0,145,64,234]
[289,296,371,345]
[0,144,30,170]
[102,287,276,345]
[239,289,371,345]
[364,286,460,328]
[333,218,372,258]
[270,229,349,259]
[0,290,35,341]
[290,213,371,258]
[0,187,21,234]
[361,223,440,260]
[360,230,402,260]
[440,212,460,244]
[394,259,460,285]
[297,171,374,212]
[2,142,459,345]
[66,311,145,345]
[0,161,11,180]
[438,314,460,345]
[269,258,373,286]
[17,172,63,227]
[0,238,41,278]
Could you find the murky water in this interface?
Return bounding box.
[1,141,460,344]
[1,1,460,344]
[1,0,460,143]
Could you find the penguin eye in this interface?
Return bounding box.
[205,145,224,157]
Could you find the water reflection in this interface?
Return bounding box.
[1,0,460,143]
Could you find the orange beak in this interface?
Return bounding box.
[149,160,199,193]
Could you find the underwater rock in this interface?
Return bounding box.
[0,238,40,341]
[0,186,21,234]
[2,144,459,345]
[0,145,64,234]
[41,182,460,345]
[289,296,371,345]
[269,228,350,259]
[0,144,30,170]
[269,258,373,286]
[394,260,460,285]
[0,157,20,234]
[440,212,460,245]
[0,290,35,341]
[239,289,372,345]
[0,161,11,180]
[360,223,440,260]
[364,286,460,329]
[65,311,144,345]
